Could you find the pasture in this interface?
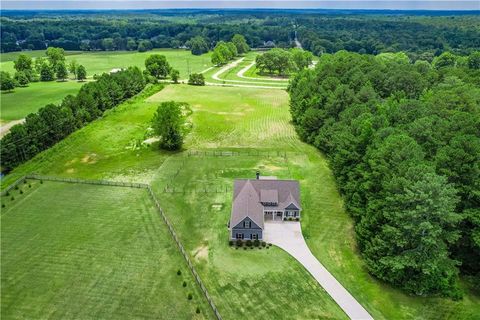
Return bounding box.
[2,83,479,319]
[0,49,211,122]
[0,81,83,121]
[0,180,211,319]
[0,49,211,78]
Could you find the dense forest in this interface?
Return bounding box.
[289,50,480,298]
[1,10,479,59]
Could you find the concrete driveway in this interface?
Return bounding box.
[264,221,373,320]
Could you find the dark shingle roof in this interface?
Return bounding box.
[230,179,301,230]
[260,189,278,204]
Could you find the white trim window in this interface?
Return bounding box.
[236,233,244,239]
[244,221,251,228]
[251,234,258,240]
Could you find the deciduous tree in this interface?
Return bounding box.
[76,65,87,81]
[151,101,189,150]
[0,71,15,91]
[145,54,171,79]
[232,34,249,54]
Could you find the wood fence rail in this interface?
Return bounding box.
[0,176,27,196]
[3,174,222,320]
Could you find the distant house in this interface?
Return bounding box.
[109,68,124,74]
[229,173,302,241]
[263,40,276,48]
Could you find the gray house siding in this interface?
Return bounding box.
[285,203,299,210]
[231,217,263,240]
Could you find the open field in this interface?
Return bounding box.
[2,83,479,319]
[0,49,211,78]
[0,81,84,121]
[0,49,211,122]
[1,180,211,319]
[1,84,168,186]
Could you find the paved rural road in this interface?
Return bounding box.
[264,221,373,320]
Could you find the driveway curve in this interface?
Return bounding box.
[264,221,373,320]
[236,62,289,82]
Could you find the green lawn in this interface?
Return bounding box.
[1,180,211,319]
[0,81,84,121]
[2,83,479,319]
[0,49,211,78]
[0,49,211,121]
[1,84,168,186]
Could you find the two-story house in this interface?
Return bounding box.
[229,173,302,241]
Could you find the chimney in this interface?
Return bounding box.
[256,171,260,180]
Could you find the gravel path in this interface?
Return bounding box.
[264,221,373,320]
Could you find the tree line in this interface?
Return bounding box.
[0,67,145,172]
[255,48,313,75]
[210,34,249,66]
[0,47,87,92]
[2,11,478,56]
[288,50,480,298]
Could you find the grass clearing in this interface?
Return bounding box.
[1,180,211,319]
[2,83,479,319]
[150,154,348,319]
[0,81,84,121]
[148,85,296,148]
[0,49,211,121]
[1,84,168,187]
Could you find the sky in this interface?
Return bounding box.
[1,1,479,11]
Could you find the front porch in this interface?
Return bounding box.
[264,210,284,221]
[264,210,300,221]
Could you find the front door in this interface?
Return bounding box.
[264,211,273,220]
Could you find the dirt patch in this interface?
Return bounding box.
[0,119,25,138]
[65,158,78,166]
[66,168,76,174]
[81,153,98,164]
[193,245,209,260]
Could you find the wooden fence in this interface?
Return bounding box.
[0,176,27,196]
[146,186,222,320]
[26,174,149,189]
[3,174,222,320]
[186,149,292,158]
[163,184,231,194]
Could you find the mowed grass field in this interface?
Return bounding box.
[0,81,83,121]
[0,49,211,77]
[1,180,211,319]
[2,84,479,319]
[0,49,211,122]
